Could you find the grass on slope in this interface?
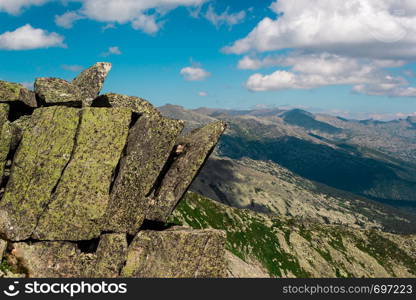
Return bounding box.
[170,192,416,278]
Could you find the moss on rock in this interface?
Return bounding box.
[72,62,112,107]
[121,227,227,278]
[35,78,82,105]
[0,104,9,126]
[33,108,131,241]
[147,121,227,222]
[0,81,36,107]
[104,114,184,235]
[0,122,12,180]
[0,107,80,241]
[94,93,160,116]
[10,242,92,278]
[90,233,128,278]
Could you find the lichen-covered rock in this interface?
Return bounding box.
[34,108,131,241]
[0,81,36,107]
[93,93,160,116]
[0,107,80,241]
[0,103,9,126]
[35,78,82,105]
[0,239,7,259]
[19,88,37,107]
[146,121,227,222]
[9,115,33,152]
[90,234,128,278]
[0,122,12,180]
[103,114,183,235]
[121,227,227,278]
[0,81,20,102]
[72,62,112,106]
[9,242,92,278]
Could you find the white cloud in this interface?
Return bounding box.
[224,0,416,60]
[0,0,48,15]
[101,46,122,57]
[57,0,208,34]
[0,24,65,50]
[180,66,210,81]
[198,91,208,96]
[228,0,416,98]
[131,14,160,34]
[361,111,416,121]
[55,11,85,29]
[246,71,297,91]
[101,23,116,31]
[205,5,246,28]
[245,52,416,97]
[62,64,84,72]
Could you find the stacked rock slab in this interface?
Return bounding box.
[35,62,112,107]
[33,108,131,240]
[146,121,227,223]
[0,81,37,108]
[0,104,11,180]
[0,63,228,278]
[72,62,112,106]
[122,227,227,278]
[0,107,80,241]
[104,113,184,235]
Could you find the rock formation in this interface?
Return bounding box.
[0,63,227,278]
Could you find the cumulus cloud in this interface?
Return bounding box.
[227,0,416,97]
[101,46,122,57]
[0,0,48,15]
[55,11,85,29]
[360,111,416,121]
[180,66,210,81]
[131,14,160,34]
[0,24,65,50]
[224,0,416,60]
[204,5,246,28]
[55,0,208,34]
[245,53,416,97]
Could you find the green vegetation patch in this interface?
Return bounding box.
[171,192,309,277]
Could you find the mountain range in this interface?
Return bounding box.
[160,104,416,233]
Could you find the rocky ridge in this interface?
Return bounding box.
[0,63,228,278]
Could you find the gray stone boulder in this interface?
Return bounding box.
[0,122,12,181]
[33,108,131,241]
[103,114,184,235]
[72,62,112,106]
[0,107,80,241]
[0,81,36,107]
[9,242,92,278]
[35,77,82,105]
[90,233,128,278]
[0,63,228,278]
[121,227,227,278]
[34,63,111,106]
[0,103,9,125]
[146,121,227,222]
[93,93,159,116]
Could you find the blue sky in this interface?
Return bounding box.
[0,0,415,120]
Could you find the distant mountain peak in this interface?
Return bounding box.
[282,108,342,134]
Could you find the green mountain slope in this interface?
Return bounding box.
[171,192,416,278]
[191,156,416,234]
